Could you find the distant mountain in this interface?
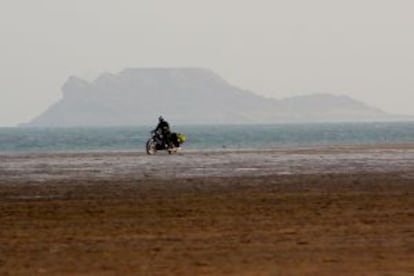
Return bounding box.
[23,68,403,127]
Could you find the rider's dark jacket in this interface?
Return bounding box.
[155,120,170,133]
[154,120,171,145]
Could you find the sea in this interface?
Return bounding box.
[0,122,413,153]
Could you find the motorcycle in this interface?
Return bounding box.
[146,130,186,155]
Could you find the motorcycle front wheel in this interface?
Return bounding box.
[146,139,157,155]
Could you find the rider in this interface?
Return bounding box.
[153,116,171,148]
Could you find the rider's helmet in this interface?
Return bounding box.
[177,133,186,144]
[158,116,164,122]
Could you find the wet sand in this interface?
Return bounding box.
[1,145,414,275]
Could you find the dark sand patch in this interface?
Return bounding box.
[1,173,414,275]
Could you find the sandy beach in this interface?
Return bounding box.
[1,145,414,275]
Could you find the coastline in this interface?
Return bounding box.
[1,144,413,182]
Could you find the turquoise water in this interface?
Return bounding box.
[0,122,413,152]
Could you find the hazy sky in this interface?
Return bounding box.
[1,0,413,126]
